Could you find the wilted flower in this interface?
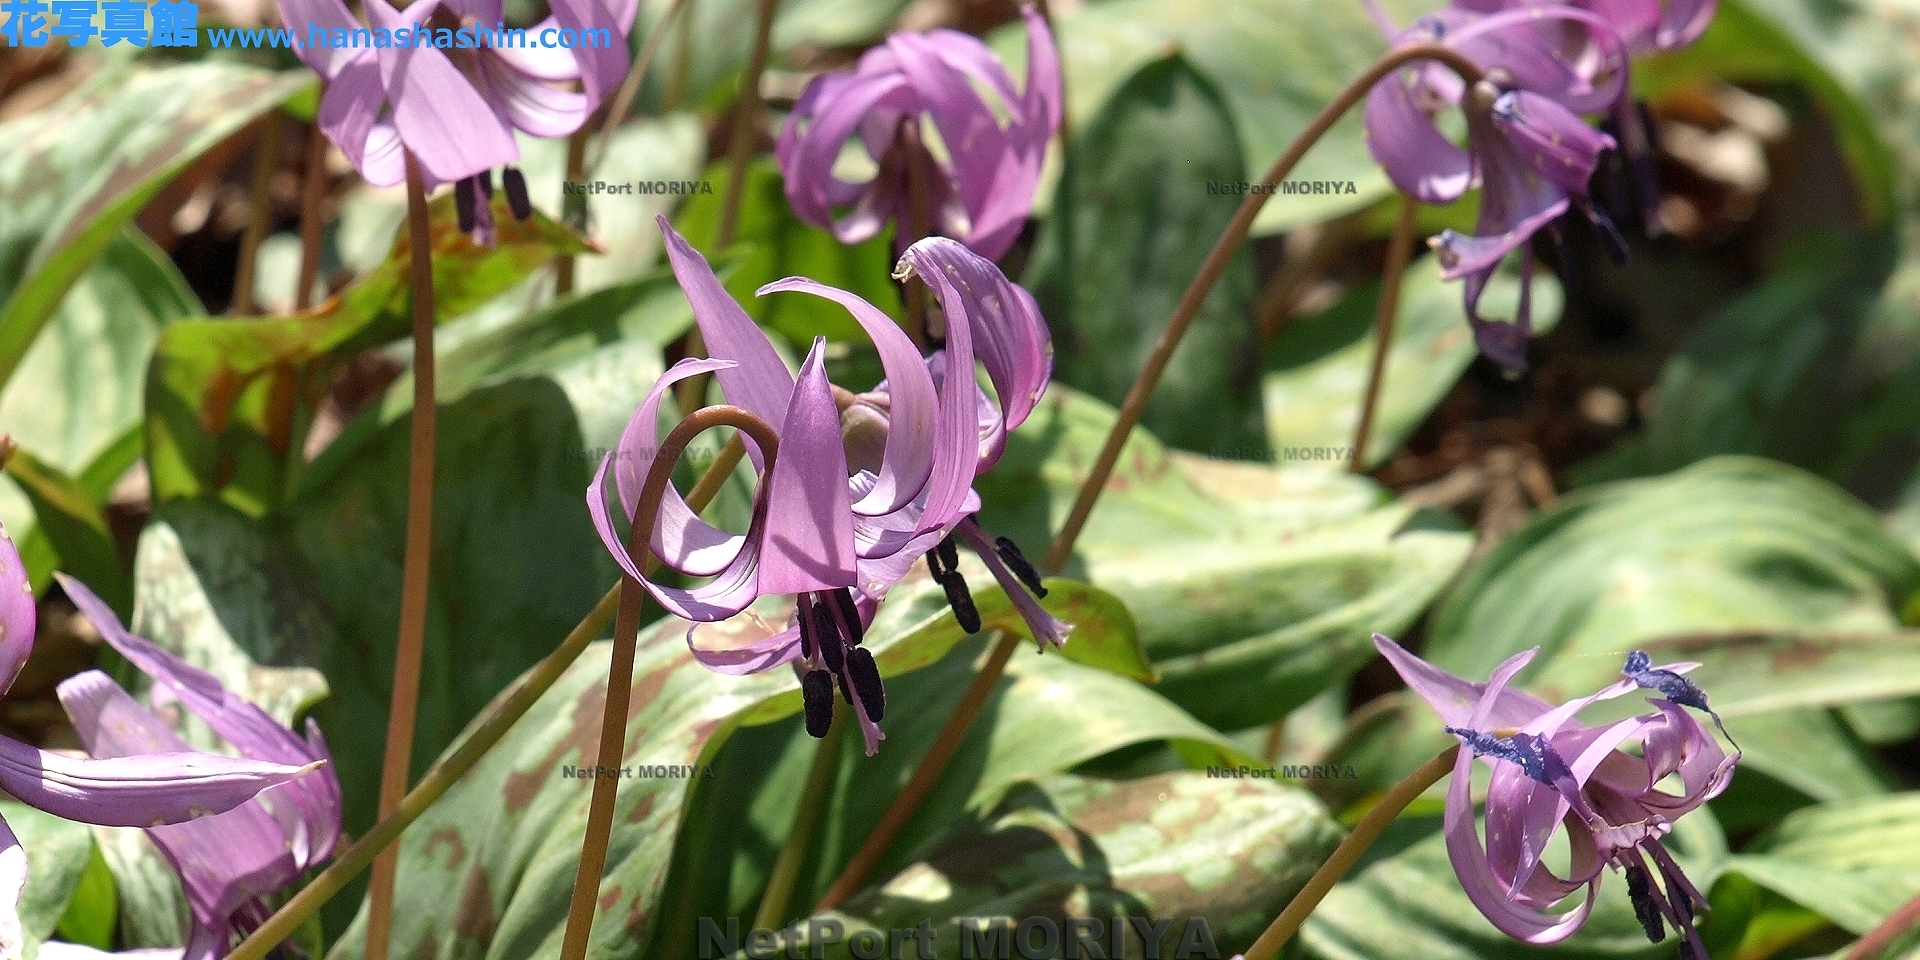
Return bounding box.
[1362,3,1629,373]
[0,533,318,960]
[588,219,1067,754]
[1374,635,1736,956]
[283,0,632,239]
[55,576,342,960]
[776,5,1061,261]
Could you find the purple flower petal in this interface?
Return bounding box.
[1372,634,1554,731]
[365,0,520,185]
[0,525,35,700]
[759,277,938,515]
[654,218,796,453]
[755,339,858,596]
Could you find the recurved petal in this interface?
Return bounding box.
[0,524,35,700]
[276,0,362,77]
[686,622,801,676]
[316,56,405,188]
[759,278,937,516]
[656,218,796,442]
[1363,71,1474,206]
[1632,699,1736,815]
[755,339,858,596]
[478,56,592,139]
[1444,742,1601,942]
[894,239,987,533]
[0,736,315,829]
[606,358,746,578]
[542,0,630,106]
[1372,634,1554,732]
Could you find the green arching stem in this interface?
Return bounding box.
[225,438,748,960]
[1240,746,1460,960]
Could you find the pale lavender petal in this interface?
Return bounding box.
[543,0,630,106]
[895,239,986,533]
[1654,0,1716,50]
[276,0,361,77]
[0,738,313,828]
[0,524,34,699]
[1491,91,1616,198]
[478,56,592,139]
[606,358,745,577]
[367,0,520,184]
[1448,7,1629,114]
[656,218,796,443]
[1363,71,1474,205]
[759,278,938,516]
[1372,634,1553,731]
[686,623,801,675]
[756,340,857,596]
[317,56,406,188]
[958,518,1069,650]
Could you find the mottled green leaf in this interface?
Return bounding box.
[129,501,333,739]
[976,386,1474,730]
[321,567,1124,960]
[1724,793,1920,938]
[796,771,1343,960]
[1026,55,1266,458]
[0,62,310,392]
[1263,255,1562,470]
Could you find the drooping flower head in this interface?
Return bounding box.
[282,0,633,240]
[587,218,1067,754]
[0,533,319,960]
[777,5,1061,261]
[1374,635,1737,957]
[56,576,342,960]
[1362,3,1630,373]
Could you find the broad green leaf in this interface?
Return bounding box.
[0,61,311,392]
[52,844,116,950]
[1264,255,1563,470]
[129,501,333,739]
[3,447,131,617]
[1725,793,1920,937]
[991,0,1443,236]
[321,569,1124,960]
[975,386,1474,730]
[0,228,197,592]
[1025,55,1266,458]
[672,157,903,348]
[1411,457,1920,798]
[793,771,1344,960]
[145,192,589,513]
[5,801,98,960]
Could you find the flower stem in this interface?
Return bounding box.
[1848,889,1920,960]
[588,0,693,176]
[1240,745,1459,960]
[363,150,440,960]
[225,439,748,960]
[231,111,282,316]
[295,118,327,312]
[815,634,1016,911]
[755,700,846,930]
[1349,195,1419,474]
[1039,42,1484,572]
[558,408,782,960]
[715,0,778,249]
[899,118,932,349]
